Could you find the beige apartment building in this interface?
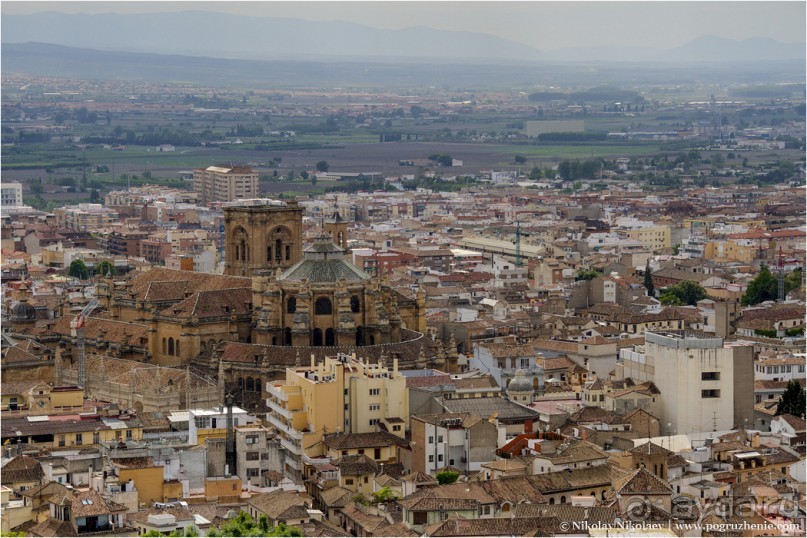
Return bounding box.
[618,225,671,252]
[54,203,118,231]
[265,354,408,480]
[194,165,259,204]
[617,331,754,435]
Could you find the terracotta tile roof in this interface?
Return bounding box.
[340,504,388,533]
[127,267,251,303]
[569,406,625,425]
[53,315,148,347]
[319,486,354,508]
[454,376,499,391]
[440,396,539,421]
[778,414,807,432]
[336,454,378,476]
[629,441,672,456]
[1,455,45,485]
[324,431,409,450]
[740,304,805,322]
[248,489,310,520]
[400,470,438,485]
[538,440,610,465]
[400,482,496,511]
[159,288,253,319]
[111,457,156,469]
[71,489,127,517]
[513,504,618,524]
[406,374,453,388]
[667,454,688,468]
[426,516,562,537]
[28,519,77,537]
[0,381,40,396]
[613,466,674,495]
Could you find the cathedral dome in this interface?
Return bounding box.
[10,301,36,321]
[507,369,533,393]
[277,235,370,284]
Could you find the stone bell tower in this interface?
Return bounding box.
[223,199,304,276]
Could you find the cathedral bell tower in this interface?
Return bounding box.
[223,199,304,277]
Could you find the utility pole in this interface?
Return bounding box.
[515,221,522,268]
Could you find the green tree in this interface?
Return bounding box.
[207,511,301,537]
[741,265,777,306]
[576,269,599,281]
[316,160,329,172]
[785,268,803,294]
[644,259,655,297]
[68,259,89,280]
[436,471,459,484]
[96,260,116,277]
[776,380,806,416]
[371,486,398,503]
[659,281,707,306]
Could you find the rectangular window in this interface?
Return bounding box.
[93,432,100,444]
[75,433,83,445]
[428,436,434,444]
[345,479,354,485]
[369,404,380,411]
[702,389,720,398]
[246,452,260,461]
[369,419,379,426]
[369,389,380,396]
[245,435,259,445]
[374,448,381,459]
[58,435,66,447]
[438,454,443,462]
[438,435,443,443]
[428,455,434,463]
[126,430,133,440]
[701,372,720,381]
[246,468,260,478]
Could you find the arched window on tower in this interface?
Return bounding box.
[313,328,323,346]
[356,326,364,346]
[287,296,296,314]
[315,297,332,315]
[275,239,282,262]
[168,337,175,356]
[240,239,246,261]
[351,295,361,313]
[284,327,291,346]
[246,377,254,392]
[325,328,335,346]
[267,246,272,262]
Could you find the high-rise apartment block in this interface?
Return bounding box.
[194,165,258,204]
[266,354,408,479]
[617,331,754,435]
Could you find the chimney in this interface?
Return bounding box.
[45,462,53,482]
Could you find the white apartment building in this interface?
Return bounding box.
[193,165,259,204]
[754,355,806,382]
[1,182,23,209]
[617,331,754,435]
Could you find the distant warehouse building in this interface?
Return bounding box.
[194,165,258,204]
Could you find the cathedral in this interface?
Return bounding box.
[88,198,445,409]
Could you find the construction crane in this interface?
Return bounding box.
[70,298,99,388]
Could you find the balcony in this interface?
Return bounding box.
[280,436,301,455]
[266,398,292,420]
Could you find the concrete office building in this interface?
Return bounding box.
[617,331,754,435]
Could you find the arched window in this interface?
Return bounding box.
[501,503,511,513]
[325,328,335,346]
[175,340,181,356]
[275,239,282,261]
[246,377,254,392]
[313,328,323,346]
[240,239,246,261]
[560,496,566,504]
[266,246,272,262]
[168,337,175,356]
[315,297,332,315]
[287,296,296,314]
[285,245,291,260]
[356,326,364,346]
[549,498,555,505]
[284,327,291,346]
[351,295,361,313]
[255,378,262,393]
[162,338,167,354]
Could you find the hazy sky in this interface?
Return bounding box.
[3,1,804,50]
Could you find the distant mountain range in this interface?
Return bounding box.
[2,11,804,63]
